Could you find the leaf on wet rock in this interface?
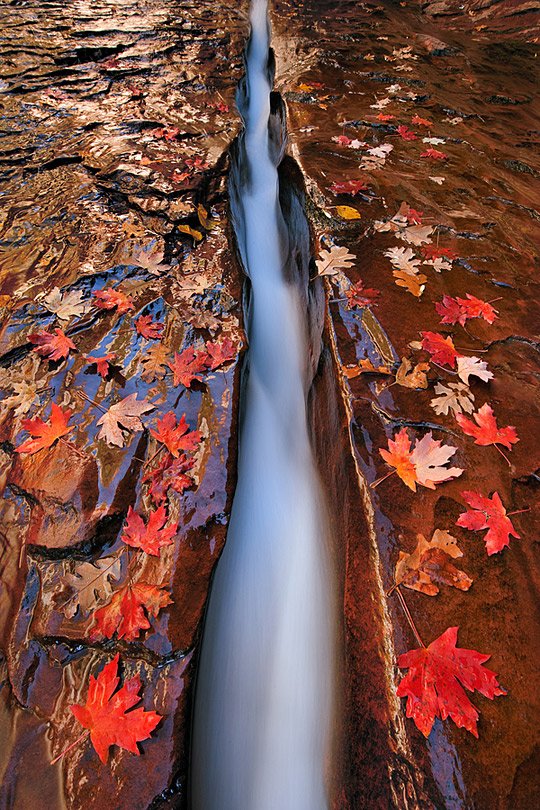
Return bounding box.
[140,343,169,383]
[342,359,392,379]
[430,382,475,416]
[85,353,117,379]
[395,357,430,389]
[205,338,237,370]
[421,147,448,160]
[393,268,427,297]
[28,328,76,362]
[315,244,356,277]
[456,403,519,450]
[436,294,498,326]
[69,653,161,764]
[93,287,135,315]
[456,356,493,385]
[397,626,506,738]
[143,452,195,505]
[167,347,208,387]
[177,223,203,242]
[429,176,446,184]
[421,331,460,368]
[397,225,433,246]
[16,403,74,454]
[121,505,178,556]
[384,246,421,274]
[135,315,164,340]
[2,380,41,417]
[335,205,362,220]
[411,114,433,127]
[89,582,172,641]
[457,491,520,555]
[329,179,369,196]
[379,428,463,492]
[344,280,380,309]
[42,287,88,322]
[97,393,154,447]
[395,530,472,596]
[54,554,122,619]
[397,125,417,141]
[150,411,202,458]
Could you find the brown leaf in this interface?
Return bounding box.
[395,530,472,596]
[395,357,430,389]
[392,268,427,297]
[54,554,122,619]
[140,343,169,383]
[342,358,392,379]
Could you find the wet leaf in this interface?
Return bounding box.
[384,246,421,274]
[97,394,154,447]
[135,315,164,340]
[397,627,506,737]
[395,530,472,595]
[430,382,475,416]
[421,147,448,160]
[345,280,380,309]
[167,347,207,387]
[55,555,122,619]
[93,288,135,315]
[143,452,195,505]
[411,114,433,127]
[421,331,459,368]
[397,125,417,141]
[2,380,41,417]
[456,356,493,385]
[70,654,161,764]
[42,287,88,322]
[398,225,433,246]
[89,583,172,641]
[393,268,427,297]
[205,337,237,370]
[140,343,169,383]
[150,411,202,458]
[29,328,76,362]
[16,403,74,454]
[85,353,117,379]
[335,205,361,220]
[342,359,392,378]
[177,223,203,242]
[329,179,369,196]
[436,294,498,326]
[395,357,430,389]
[121,505,178,556]
[380,428,463,492]
[456,403,519,450]
[315,244,356,277]
[457,491,520,555]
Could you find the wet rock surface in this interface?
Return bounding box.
[270,0,539,807]
[0,1,248,807]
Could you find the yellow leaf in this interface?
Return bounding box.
[177,224,203,242]
[336,205,362,220]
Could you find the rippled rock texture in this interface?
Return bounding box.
[0,1,248,807]
[271,1,539,808]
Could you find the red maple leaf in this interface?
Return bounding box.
[421,331,460,367]
[152,125,181,141]
[204,338,237,370]
[16,403,74,454]
[435,295,465,326]
[70,653,161,763]
[329,179,369,196]
[411,114,433,128]
[421,245,457,261]
[121,504,178,556]
[135,315,164,340]
[456,294,498,324]
[397,626,506,737]
[93,288,134,315]
[334,135,352,146]
[420,147,448,160]
[143,452,195,505]
[457,490,520,555]
[28,328,76,361]
[456,403,519,450]
[406,208,423,225]
[376,113,395,122]
[89,583,173,641]
[397,125,417,141]
[184,156,208,171]
[345,280,380,309]
[150,411,202,458]
[167,347,207,387]
[85,352,117,378]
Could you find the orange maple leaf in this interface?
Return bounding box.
[167,347,207,387]
[379,428,417,490]
[150,411,202,458]
[121,505,178,556]
[89,583,172,641]
[85,352,117,378]
[16,403,74,454]
[143,453,195,505]
[69,654,161,763]
[456,403,519,450]
[397,626,506,737]
[135,315,164,340]
[421,331,460,367]
[28,328,76,361]
[93,288,134,315]
[379,428,463,492]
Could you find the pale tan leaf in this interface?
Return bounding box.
[97,393,154,447]
[395,530,472,596]
[315,244,356,277]
[55,554,122,618]
[410,432,464,489]
[430,382,475,416]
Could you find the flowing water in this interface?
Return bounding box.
[190,1,334,808]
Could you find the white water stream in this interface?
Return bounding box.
[190,2,334,808]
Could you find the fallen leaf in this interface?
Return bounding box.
[345,280,380,308]
[121,504,178,556]
[395,530,472,595]
[2,381,41,417]
[143,452,195,505]
[342,359,392,378]
[28,328,76,362]
[410,431,464,490]
[16,403,74,454]
[384,246,421,274]
[456,403,519,450]
[167,347,208,388]
[456,490,520,554]
[397,626,506,737]
[395,357,430,389]
[85,353,117,379]
[397,125,417,141]
[422,246,457,261]
[140,343,169,383]
[456,355,493,385]
[97,394,154,447]
[421,331,460,368]
[376,113,394,121]
[89,583,172,641]
[135,315,164,340]
[421,147,448,160]
[335,205,362,220]
[456,294,498,324]
[393,269,427,297]
[42,287,88,321]
[54,555,122,619]
[70,653,161,764]
[177,223,203,242]
[398,225,433,246]
[150,411,202,458]
[197,204,215,230]
[93,288,135,315]
[430,382,474,416]
[315,245,356,277]
[411,114,433,127]
[429,176,446,184]
[205,338,237,370]
[329,180,369,196]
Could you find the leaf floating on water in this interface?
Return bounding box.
[342,358,392,379]
[2,380,41,417]
[29,328,76,362]
[395,530,472,596]
[140,343,169,383]
[93,288,135,315]
[456,356,493,385]
[97,393,154,447]
[42,287,88,322]
[150,411,202,458]
[392,268,427,297]
[135,315,164,340]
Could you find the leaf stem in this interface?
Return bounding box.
[494,443,512,467]
[394,586,426,648]
[74,390,107,414]
[370,468,396,489]
[507,507,530,517]
[50,730,89,765]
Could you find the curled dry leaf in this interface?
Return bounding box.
[315,244,356,277]
[97,393,154,447]
[430,382,474,416]
[395,529,472,595]
[395,357,430,389]
[54,554,122,619]
[397,627,506,738]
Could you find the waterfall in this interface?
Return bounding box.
[190,1,334,807]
